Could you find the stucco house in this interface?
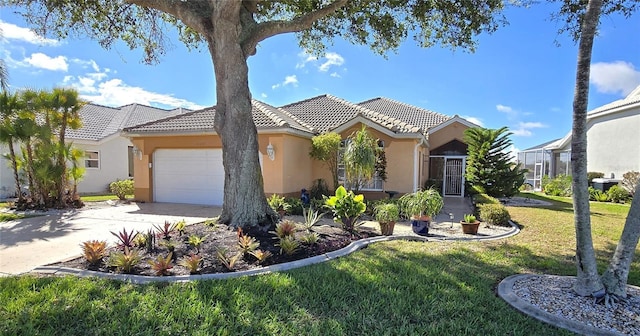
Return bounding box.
[123,94,477,205]
[517,85,640,190]
[0,103,188,198]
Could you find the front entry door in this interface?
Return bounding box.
[444,158,465,197]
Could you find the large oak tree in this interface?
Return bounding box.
[3,0,507,229]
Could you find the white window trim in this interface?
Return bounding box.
[85,150,100,169]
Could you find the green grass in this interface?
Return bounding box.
[0,213,25,222]
[1,193,637,335]
[80,194,134,202]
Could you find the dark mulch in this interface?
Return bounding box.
[53,219,379,277]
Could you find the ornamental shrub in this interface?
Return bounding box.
[285,197,304,216]
[622,171,639,196]
[607,185,629,203]
[478,204,511,226]
[543,175,572,197]
[109,179,134,200]
[473,193,500,205]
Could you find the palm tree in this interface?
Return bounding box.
[0,26,8,92]
[343,126,377,193]
[0,92,24,201]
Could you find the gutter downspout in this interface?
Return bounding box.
[413,138,425,191]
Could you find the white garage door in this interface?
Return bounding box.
[154,149,224,205]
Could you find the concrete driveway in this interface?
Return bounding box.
[0,202,220,276]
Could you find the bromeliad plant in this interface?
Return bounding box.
[237,229,259,254]
[179,254,202,274]
[108,247,141,274]
[188,234,206,254]
[148,253,173,276]
[275,220,297,239]
[154,221,178,240]
[301,207,324,231]
[324,185,366,232]
[249,249,272,264]
[110,228,137,250]
[80,240,107,265]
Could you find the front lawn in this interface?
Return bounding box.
[1,193,637,335]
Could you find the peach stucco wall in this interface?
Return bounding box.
[129,121,470,203]
[310,123,420,194]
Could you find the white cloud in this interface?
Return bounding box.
[296,51,345,73]
[67,78,204,110]
[319,52,344,72]
[261,93,268,98]
[283,75,298,86]
[461,116,483,127]
[0,20,60,46]
[295,52,317,69]
[272,75,298,90]
[72,58,100,72]
[590,61,640,96]
[22,53,68,71]
[330,72,341,78]
[496,104,513,113]
[511,121,547,137]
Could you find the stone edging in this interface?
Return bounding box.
[32,222,519,284]
[497,274,636,336]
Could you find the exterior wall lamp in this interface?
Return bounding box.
[266,143,275,161]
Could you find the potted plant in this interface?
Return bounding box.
[460,213,481,235]
[374,203,400,236]
[398,188,443,235]
[267,194,290,219]
[324,185,366,232]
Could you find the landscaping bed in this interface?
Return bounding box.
[52,218,378,276]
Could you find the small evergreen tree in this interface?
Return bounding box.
[464,127,525,198]
[309,132,342,190]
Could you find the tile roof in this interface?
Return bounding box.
[123,100,313,134]
[122,95,456,137]
[358,97,451,133]
[280,94,424,134]
[66,103,190,141]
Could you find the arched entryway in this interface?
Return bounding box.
[429,140,467,197]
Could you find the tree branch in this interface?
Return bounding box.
[241,0,348,55]
[125,0,212,35]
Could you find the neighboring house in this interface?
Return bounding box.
[123,94,478,206]
[518,85,640,190]
[0,103,189,198]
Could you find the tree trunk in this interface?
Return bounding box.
[56,114,68,207]
[571,0,603,297]
[601,182,640,297]
[7,138,23,202]
[208,5,277,231]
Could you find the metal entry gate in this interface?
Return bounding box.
[444,158,464,196]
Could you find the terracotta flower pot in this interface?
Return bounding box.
[379,221,396,236]
[461,221,480,235]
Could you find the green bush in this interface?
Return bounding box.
[543,175,572,197]
[606,185,629,203]
[478,204,511,226]
[587,172,604,184]
[473,193,500,205]
[285,197,304,216]
[109,179,134,200]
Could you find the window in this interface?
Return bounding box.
[128,146,134,177]
[337,140,384,191]
[85,151,99,169]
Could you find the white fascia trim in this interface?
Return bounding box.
[427,116,478,135]
[122,127,314,139]
[68,132,123,146]
[587,102,640,120]
[330,115,424,140]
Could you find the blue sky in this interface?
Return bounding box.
[1,3,638,153]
